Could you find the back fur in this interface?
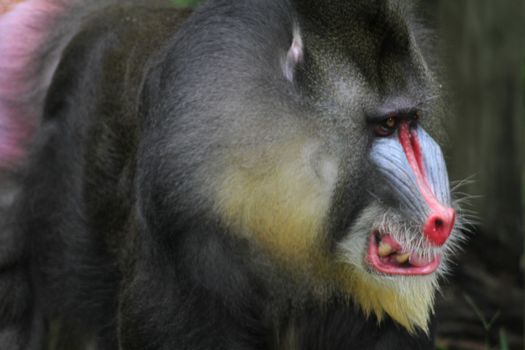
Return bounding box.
[0,0,168,168]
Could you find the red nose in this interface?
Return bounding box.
[423,207,456,246]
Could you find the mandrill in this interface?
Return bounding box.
[0,0,463,349]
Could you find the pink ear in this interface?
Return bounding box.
[0,0,65,167]
[283,30,303,82]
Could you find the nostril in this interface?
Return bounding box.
[423,209,455,246]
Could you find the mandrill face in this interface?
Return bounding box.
[335,116,461,332]
[208,0,463,334]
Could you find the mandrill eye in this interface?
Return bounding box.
[374,116,399,137]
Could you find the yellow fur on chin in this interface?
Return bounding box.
[335,264,435,333]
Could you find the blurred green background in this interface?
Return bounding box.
[426,2,524,349]
[171,0,200,8]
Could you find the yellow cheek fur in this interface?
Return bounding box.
[214,142,333,267]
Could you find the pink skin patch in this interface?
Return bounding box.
[0,0,65,166]
[367,232,441,276]
[0,0,22,15]
[398,121,455,246]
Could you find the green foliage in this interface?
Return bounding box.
[464,293,503,350]
[464,294,501,333]
[170,0,201,8]
[498,329,510,350]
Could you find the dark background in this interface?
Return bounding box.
[422,2,524,349]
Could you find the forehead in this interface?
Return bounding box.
[296,0,429,96]
[296,0,413,43]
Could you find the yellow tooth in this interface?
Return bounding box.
[395,253,411,264]
[378,242,393,257]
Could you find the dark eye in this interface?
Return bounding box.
[374,116,399,137]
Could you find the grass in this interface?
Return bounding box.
[463,293,509,350]
[170,0,201,8]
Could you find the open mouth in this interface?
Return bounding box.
[367,231,440,276]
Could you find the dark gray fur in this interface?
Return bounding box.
[0,0,445,349]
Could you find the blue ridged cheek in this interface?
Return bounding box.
[369,127,452,220]
[417,128,452,205]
